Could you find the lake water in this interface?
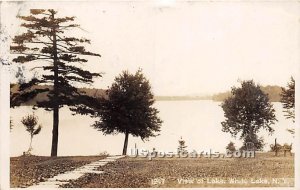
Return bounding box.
[10,100,294,156]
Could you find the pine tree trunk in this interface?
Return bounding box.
[122,130,129,155]
[51,106,59,156]
[50,11,60,157]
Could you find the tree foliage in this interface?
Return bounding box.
[221,80,277,150]
[10,9,101,156]
[92,69,162,155]
[281,77,295,122]
[10,9,101,108]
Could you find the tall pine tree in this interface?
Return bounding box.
[10,9,101,156]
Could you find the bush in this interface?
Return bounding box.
[226,141,236,152]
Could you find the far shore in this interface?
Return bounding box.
[155,96,282,102]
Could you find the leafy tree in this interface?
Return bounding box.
[10,9,101,156]
[92,69,162,155]
[177,136,188,154]
[281,77,295,125]
[226,141,236,152]
[21,114,42,154]
[281,77,295,121]
[221,80,277,150]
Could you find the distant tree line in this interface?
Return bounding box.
[213,85,283,102]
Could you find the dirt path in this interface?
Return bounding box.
[27,156,125,188]
[10,155,106,188]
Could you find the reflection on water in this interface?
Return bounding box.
[10,100,294,156]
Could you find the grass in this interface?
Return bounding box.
[10,152,294,188]
[63,152,294,188]
[10,155,106,188]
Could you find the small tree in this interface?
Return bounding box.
[177,136,188,154]
[281,77,295,135]
[21,114,42,154]
[221,80,277,150]
[93,69,162,155]
[226,141,236,152]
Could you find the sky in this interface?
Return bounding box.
[1,1,299,96]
